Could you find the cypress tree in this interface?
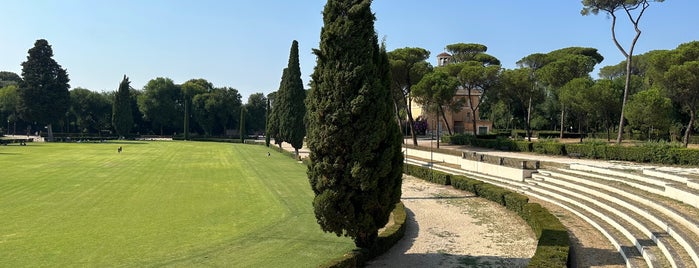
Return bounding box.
[18,39,70,141]
[265,97,271,147]
[239,106,246,143]
[277,40,307,158]
[112,75,133,138]
[306,0,403,248]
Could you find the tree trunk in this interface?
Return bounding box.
[295,148,300,160]
[405,96,418,146]
[47,123,54,142]
[616,55,633,144]
[683,109,695,148]
[526,96,533,142]
[559,104,565,139]
[438,106,453,136]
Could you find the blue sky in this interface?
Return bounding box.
[1,0,697,101]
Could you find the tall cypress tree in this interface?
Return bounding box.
[265,97,272,147]
[307,0,403,248]
[18,39,70,141]
[112,75,133,137]
[278,40,307,158]
[239,106,246,143]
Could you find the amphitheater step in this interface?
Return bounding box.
[530,173,695,267]
[535,169,699,267]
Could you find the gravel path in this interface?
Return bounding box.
[366,176,537,268]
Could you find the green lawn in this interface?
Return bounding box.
[0,141,354,267]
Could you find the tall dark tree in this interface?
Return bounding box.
[181,79,212,139]
[265,96,272,146]
[307,0,403,248]
[239,106,246,143]
[69,88,111,134]
[112,75,133,137]
[245,92,268,135]
[582,0,665,144]
[17,39,70,141]
[277,40,307,157]
[137,77,182,135]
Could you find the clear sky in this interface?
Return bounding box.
[1,1,697,101]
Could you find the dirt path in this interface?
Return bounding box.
[366,176,537,268]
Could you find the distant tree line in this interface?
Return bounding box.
[0,40,270,139]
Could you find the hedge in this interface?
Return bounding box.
[319,202,407,268]
[405,164,570,267]
[558,141,699,165]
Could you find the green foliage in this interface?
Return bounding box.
[514,140,533,152]
[533,140,566,155]
[191,87,242,136]
[277,40,307,153]
[68,88,112,134]
[244,93,267,134]
[239,106,246,143]
[18,39,70,141]
[137,77,182,135]
[404,164,450,185]
[307,0,403,249]
[112,75,133,137]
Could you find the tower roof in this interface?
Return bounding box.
[437,52,452,58]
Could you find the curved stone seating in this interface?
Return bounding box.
[403,147,699,268]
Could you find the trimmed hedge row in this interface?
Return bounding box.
[404,163,452,185]
[319,202,408,268]
[444,133,699,165]
[407,164,570,268]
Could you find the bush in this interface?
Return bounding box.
[672,148,699,165]
[533,141,566,155]
[514,140,533,152]
[450,175,483,193]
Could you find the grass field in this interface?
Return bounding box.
[0,141,354,267]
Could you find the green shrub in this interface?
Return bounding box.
[521,204,570,268]
[670,148,699,165]
[514,141,533,152]
[533,141,565,155]
[504,192,529,215]
[450,175,483,193]
[474,183,508,206]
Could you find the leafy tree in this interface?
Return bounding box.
[112,75,133,137]
[624,87,674,139]
[18,39,70,141]
[497,68,541,141]
[387,47,432,145]
[306,0,403,249]
[0,71,22,87]
[560,77,595,140]
[535,47,603,138]
[587,79,623,140]
[239,106,246,142]
[582,0,665,144]
[649,41,699,146]
[68,88,111,134]
[137,77,182,135]
[0,85,20,134]
[277,40,307,157]
[440,43,501,135]
[265,96,271,146]
[181,79,212,139]
[191,87,241,136]
[245,92,268,135]
[412,70,460,136]
[265,90,281,147]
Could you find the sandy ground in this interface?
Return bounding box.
[366,176,537,268]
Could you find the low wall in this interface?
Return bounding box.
[642,169,688,184]
[665,184,699,209]
[403,147,537,182]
